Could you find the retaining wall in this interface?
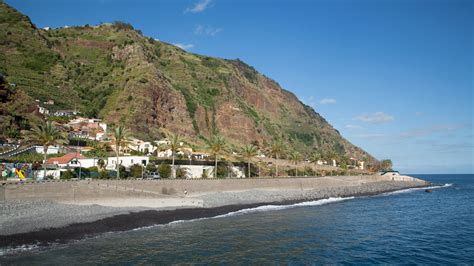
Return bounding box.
[0,175,423,202]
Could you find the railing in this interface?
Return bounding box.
[0,144,19,156]
[0,145,35,158]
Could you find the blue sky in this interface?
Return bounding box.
[7,0,473,174]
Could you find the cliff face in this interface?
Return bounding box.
[0,2,375,162]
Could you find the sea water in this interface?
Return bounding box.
[1,174,473,264]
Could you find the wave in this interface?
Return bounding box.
[381,183,453,196]
[0,244,40,256]
[145,184,455,227]
[213,197,354,219]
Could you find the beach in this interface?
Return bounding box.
[0,175,429,248]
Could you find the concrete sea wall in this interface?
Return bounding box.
[0,175,424,202]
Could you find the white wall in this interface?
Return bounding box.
[173,165,245,179]
[34,170,61,180]
[107,156,149,169]
[75,158,100,168]
[35,146,60,154]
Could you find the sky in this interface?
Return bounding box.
[6,0,473,174]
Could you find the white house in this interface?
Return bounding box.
[37,105,50,115]
[156,149,172,158]
[106,156,149,170]
[67,117,107,141]
[127,137,158,155]
[46,153,89,168]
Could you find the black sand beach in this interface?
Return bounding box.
[0,181,429,249]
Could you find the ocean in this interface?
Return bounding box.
[1,174,473,264]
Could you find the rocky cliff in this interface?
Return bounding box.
[0,2,375,162]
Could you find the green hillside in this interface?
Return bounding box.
[0,2,376,163]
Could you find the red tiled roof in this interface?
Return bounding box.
[46,153,86,164]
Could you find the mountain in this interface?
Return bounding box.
[0,2,376,163]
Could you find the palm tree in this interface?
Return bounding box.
[241,144,258,178]
[268,140,286,177]
[166,134,183,178]
[206,135,227,178]
[289,151,302,176]
[310,152,321,165]
[326,151,339,167]
[24,121,68,179]
[110,126,130,179]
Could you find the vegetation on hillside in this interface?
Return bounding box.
[0,2,377,165]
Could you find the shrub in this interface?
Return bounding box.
[130,150,144,156]
[112,21,134,31]
[216,161,231,178]
[287,168,297,176]
[146,163,156,173]
[303,166,316,176]
[61,170,75,179]
[158,163,171,179]
[118,165,127,179]
[98,170,110,179]
[74,167,90,179]
[129,164,143,178]
[176,167,190,179]
[86,166,98,172]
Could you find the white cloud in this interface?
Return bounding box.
[399,124,466,138]
[319,98,336,105]
[185,0,212,13]
[173,43,194,50]
[194,24,222,36]
[354,133,386,139]
[354,112,394,124]
[345,124,362,130]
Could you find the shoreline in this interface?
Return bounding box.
[0,179,430,249]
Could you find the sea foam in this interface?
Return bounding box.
[381,183,453,196]
[213,197,354,219]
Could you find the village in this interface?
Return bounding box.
[0,100,370,181]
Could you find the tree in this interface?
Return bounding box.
[241,144,258,178]
[289,151,302,176]
[206,135,227,178]
[158,163,171,178]
[145,163,156,173]
[325,151,338,166]
[310,152,321,164]
[129,164,143,178]
[24,121,67,179]
[268,140,286,177]
[381,159,393,171]
[165,134,183,178]
[110,126,130,179]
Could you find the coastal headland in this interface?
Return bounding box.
[0,174,429,249]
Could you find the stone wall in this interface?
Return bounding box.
[0,175,425,202]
